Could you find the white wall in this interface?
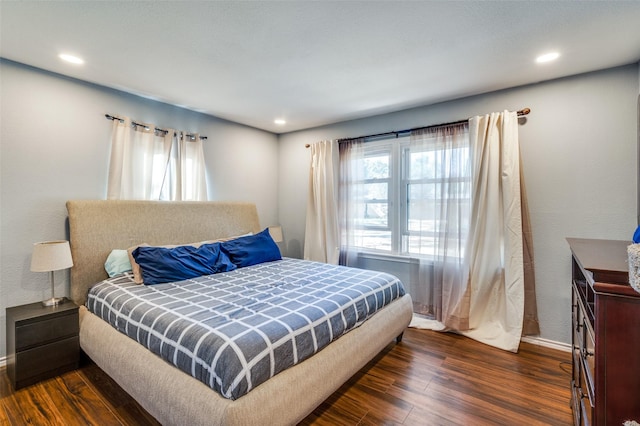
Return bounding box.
[1,60,637,357]
[0,59,279,358]
[278,64,639,345]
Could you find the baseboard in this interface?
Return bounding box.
[0,356,6,368]
[521,335,571,352]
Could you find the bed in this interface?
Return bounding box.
[66,200,413,426]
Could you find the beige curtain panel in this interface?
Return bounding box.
[303,140,340,264]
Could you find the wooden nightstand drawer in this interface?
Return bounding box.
[15,312,78,351]
[6,301,80,390]
[13,336,79,388]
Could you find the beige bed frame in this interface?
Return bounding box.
[66,200,413,426]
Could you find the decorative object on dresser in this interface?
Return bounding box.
[30,240,73,306]
[5,301,79,390]
[567,238,640,426]
[627,243,640,294]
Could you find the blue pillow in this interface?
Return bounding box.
[221,228,281,268]
[132,242,236,285]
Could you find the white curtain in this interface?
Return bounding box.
[460,110,524,352]
[107,117,207,201]
[161,133,208,201]
[409,124,472,331]
[303,140,340,264]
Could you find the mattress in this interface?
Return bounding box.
[86,258,406,400]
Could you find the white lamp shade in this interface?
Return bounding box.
[268,226,284,243]
[30,240,74,272]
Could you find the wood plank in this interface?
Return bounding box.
[0,377,65,425]
[0,372,22,426]
[0,328,573,425]
[300,393,368,426]
[77,363,160,426]
[39,372,122,426]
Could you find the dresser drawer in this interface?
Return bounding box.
[568,238,640,426]
[15,311,79,351]
[14,336,79,381]
[580,388,593,426]
[582,320,595,402]
[572,381,593,426]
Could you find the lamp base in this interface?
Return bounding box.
[42,296,67,307]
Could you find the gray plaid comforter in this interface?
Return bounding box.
[86,258,406,400]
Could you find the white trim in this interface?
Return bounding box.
[357,251,420,264]
[0,356,6,368]
[521,335,571,353]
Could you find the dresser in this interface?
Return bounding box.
[567,238,640,426]
[5,301,79,389]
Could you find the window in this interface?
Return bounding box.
[354,148,392,251]
[342,131,470,258]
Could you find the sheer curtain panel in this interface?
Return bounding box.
[304,140,340,264]
[107,116,207,201]
[337,139,366,267]
[409,124,472,331]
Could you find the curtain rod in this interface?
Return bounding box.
[105,114,208,141]
[304,108,530,148]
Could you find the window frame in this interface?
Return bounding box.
[348,135,470,258]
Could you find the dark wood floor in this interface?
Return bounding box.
[0,328,573,425]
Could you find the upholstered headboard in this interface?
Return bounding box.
[66,200,261,306]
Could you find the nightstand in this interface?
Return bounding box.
[5,300,79,389]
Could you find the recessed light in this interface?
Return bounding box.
[59,54,84,65]
[535,52,560,64]
[274,119,286,125]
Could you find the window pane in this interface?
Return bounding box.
[405,198,470,257]
[354,202,389,228]
[409,182,438,200]
[364,182,387,201]
[408,181,469,201]
[407,204,436,233]
[353,229,392,252]
[408,147,469,179]
[408,150,436,179]
[364,202,388,228]
[364,154,389,179]
[407,200,470,233]
[405,235,436,256]
[404,233,468,257]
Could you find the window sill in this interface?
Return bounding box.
[356,251,424,264]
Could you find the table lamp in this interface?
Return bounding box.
[31,240,74,306]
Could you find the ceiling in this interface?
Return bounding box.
[1,1,640,134]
